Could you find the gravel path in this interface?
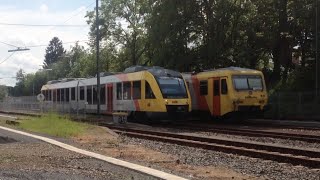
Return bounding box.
[0,128,159,180]
[125,137,320,180]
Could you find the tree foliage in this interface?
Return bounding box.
[43,37,66,68]
[11,0,320,96]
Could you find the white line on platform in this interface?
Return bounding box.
[0,126,187,180]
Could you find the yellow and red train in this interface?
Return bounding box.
[41,66,267,121]
[41,66,191,119]
[182,67,268,119]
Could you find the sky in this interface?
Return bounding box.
[0,0,94,86]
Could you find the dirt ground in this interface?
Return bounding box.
[0,114,256,179]
[72,125,257,180]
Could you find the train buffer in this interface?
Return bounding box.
[112,112,128,124]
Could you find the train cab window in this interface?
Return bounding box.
[100,85,106,104]
[200,80,208,95]
[87,86,93,104]
[80,87,85,100]
[133,81,141,99]
[117,83,122,100]
[57,89,61,102]
[71,87,76,101]
[66,88,70,102]
[123,82,131,100]
[221,79,228,95]
[145,81,155,99]
[93,86,97,104]
[214,80,220,96]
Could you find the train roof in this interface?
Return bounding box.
[124,66,182,78]
[42,66,183,90]
[183,67,262,76]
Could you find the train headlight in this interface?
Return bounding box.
[165,99,168,104]
[259,100,265,104]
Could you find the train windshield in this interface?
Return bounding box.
[233,75,263,91]
[157,77,188,98]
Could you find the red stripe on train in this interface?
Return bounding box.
[134,100,140,111]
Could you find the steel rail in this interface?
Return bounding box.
[106,125,320,168]
[163,124,320,143]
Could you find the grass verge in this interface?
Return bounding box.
[18,113,89,138]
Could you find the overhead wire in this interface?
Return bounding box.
[61,1,95,25]
[0,1,94,67]
[48,1,95,32]
[0,41,19,48]
[0,22,87,27]
[25,40,89,48]
[0,52,16,65]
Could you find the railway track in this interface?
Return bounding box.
[104,125,320,168]
[156,123,320,143]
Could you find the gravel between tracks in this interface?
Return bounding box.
[144,126,320,150]
[125,137,320,180]
[184,131,320,150]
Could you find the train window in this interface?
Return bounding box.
[101,85,106,104]
[145,81,155,99]
[66,88,70,102]
[87,86,92,104]
[123,82,131,100]
[200,81,208,95]
[42,90,46,100]
[214,80,220,96]
[71,87,76,101]
[133,81,141,99]
[53,90,56,102]
[117,83,122,100]
[61,89,65,102]
[57,89,61,102]
[221,79,228,95]
[48,90,52,101]
[45,90,48,101]
[80,87,85,100]
[93,85,97,104]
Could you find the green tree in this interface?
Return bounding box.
[87,0,150,66]
[43,37,66,68]
[0,85,8,101]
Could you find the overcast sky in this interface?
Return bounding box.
[0,0,93,86]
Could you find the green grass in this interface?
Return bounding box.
[19,113,89,138]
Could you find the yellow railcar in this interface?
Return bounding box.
[183,67,268,119]
[41,66,191,119]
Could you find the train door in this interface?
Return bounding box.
[220,78,230,116]
[212,78,221,116]
[107,84,113,112]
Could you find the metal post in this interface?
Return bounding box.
[316,0,319,96]
[96,0,101,114]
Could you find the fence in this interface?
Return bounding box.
[0,96,87,118]
[1,92,320,120]
[264,91,320,120]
